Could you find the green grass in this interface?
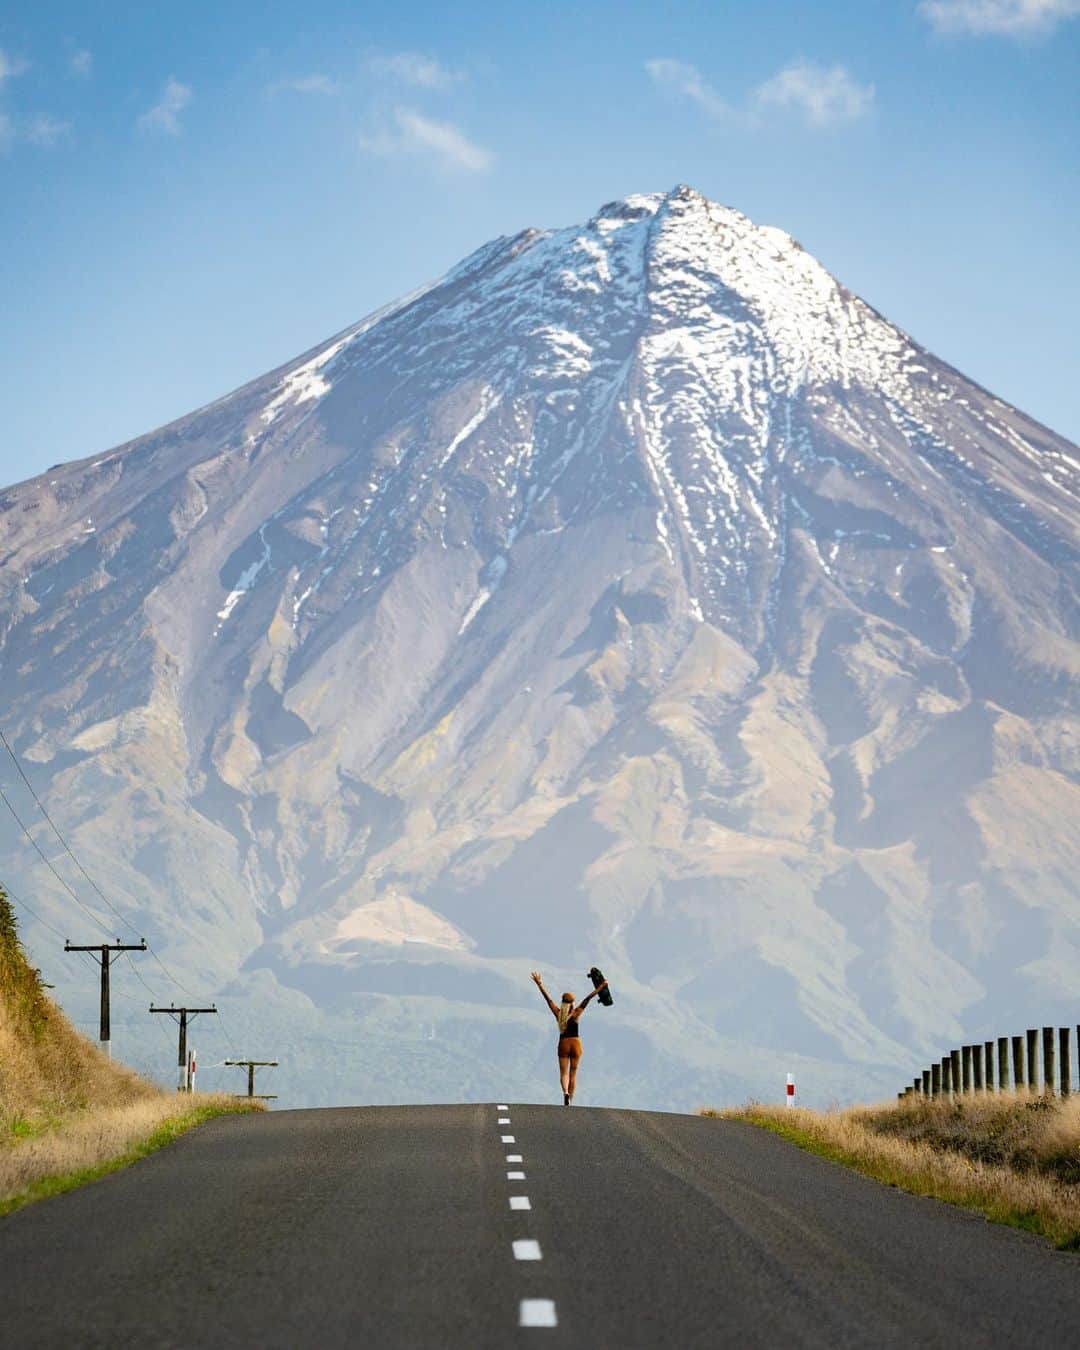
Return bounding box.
[4,1115,56,1145]
[0,1101,259,1219]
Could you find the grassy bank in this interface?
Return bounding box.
[711,1095,1080,1250]
[0,1095,257,1217]
[0,886,258,1215]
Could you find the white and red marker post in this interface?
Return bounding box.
[187,1047,197,1094]
[785,1073,795,1108]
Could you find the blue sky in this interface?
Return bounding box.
[1,0,1078,485]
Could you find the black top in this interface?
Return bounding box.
[560,1015,580,1039]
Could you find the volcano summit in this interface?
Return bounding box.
[1,186,1077,1108]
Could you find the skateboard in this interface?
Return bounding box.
[588,966,613,1006]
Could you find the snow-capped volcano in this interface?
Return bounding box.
[1,186,1077,1108]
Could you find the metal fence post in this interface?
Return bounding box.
[1060,1028,1071,1098]
[998,1037,1009,1093]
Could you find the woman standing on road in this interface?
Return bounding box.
[530,970,609,1106]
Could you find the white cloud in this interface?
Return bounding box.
[70,49,93,76]
[24,114,71,147]
[645,58,730,119]
[754,61,874,127]
[919,0,1080,33]
[270,74,339,95]
[359,107,493,173]
[0,49,29,87]
[137,77,192,136]
[368,51,463,90]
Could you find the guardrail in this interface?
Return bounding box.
[900,1026,1077,1100]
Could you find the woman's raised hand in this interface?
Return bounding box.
[530,970,543,986]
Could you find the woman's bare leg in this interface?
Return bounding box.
[558,1054,571,1097]
[567,1056,579,1101]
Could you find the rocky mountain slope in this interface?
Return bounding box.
[1,185,1077,1109]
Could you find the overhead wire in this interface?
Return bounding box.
[2,880,175,1058]
[0,731,143,940]
[0,739,243,1059]
[1,879,68,945]
[0,783,114,939]
[0,729,198,1004]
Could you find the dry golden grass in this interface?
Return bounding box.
[710,1095,1080,1249]
[0,889,258,1214]
[0,1092,251,1212]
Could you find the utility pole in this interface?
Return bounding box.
[149,1005,217,1091]
[224,1059,278,1102]
[65,939,147,1057]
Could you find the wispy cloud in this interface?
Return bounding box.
[646,56,872,129]
[137,77,192,136]
[269,74,339,95]
[754,61,874,126]
[24,114,71,147]
[70,49,93,77]
[367,51,464,90]
[359,107,493,173]
[645,59,730,119]
[918,0,1080,33]
[0,49,30,87]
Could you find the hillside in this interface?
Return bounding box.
[0,185,1076,1109]
[0,886,255,1212]
[0,886,156,1139]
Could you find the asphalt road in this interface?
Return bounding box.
[2,1103,1079,1348]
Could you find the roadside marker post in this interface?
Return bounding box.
[187,1048,196,1094]
[785,1073,795,1108]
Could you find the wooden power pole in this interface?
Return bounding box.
[225,1059,278,1101]
[149,1004,217,1091]
[65,939,147,1057]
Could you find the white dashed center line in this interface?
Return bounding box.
[496,1105,554,1332]
[520,1299,558,1327]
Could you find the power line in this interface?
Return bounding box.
[1,735,244,1061]
[0,732,196,998]
[0,783,113,938]
[0,731,142,940]
[1,879,68,944]
[2,879,174,1057]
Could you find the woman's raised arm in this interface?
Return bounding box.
[573,980,608,1018]
[531,970,560,1018]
